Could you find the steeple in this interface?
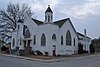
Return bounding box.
[45,5,53,13]
[44,5,53,23]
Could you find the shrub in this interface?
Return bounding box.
[44,52,48,56]
[1,46,9,51]
[89,44,95,53]
[31,51,35,55]
[35,50,43,55]
[78,43,83,54]
[83,50,88,53]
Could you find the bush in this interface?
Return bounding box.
[83,50,88,53]
[1,46,10,53]
[44,52,48,56]
[78,43,83,54]
[31,51,35,55]
[1,46,9,51]
[89,44,95,53]
[35,50,43,55]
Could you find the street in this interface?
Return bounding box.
[0,54,100,67]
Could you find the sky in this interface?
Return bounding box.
[0,0,100,39]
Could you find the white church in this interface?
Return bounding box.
[11,5,91,56]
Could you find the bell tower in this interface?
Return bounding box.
[44,5,53,23]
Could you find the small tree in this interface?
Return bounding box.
[89,44,95,53]
[78,43,83,54]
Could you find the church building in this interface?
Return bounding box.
[11,5,91,56]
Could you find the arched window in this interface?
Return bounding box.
[51,16,52,20]
[48,15,50,22]
[41,33,46,46]
[18,25,20,29]
[61,36,63,45]
[33,35,36,45]
[52,34,56,40]
[73,38,75,46]
[45,16,47,21]
[12,38,15,47]
[66,30,71,45]
[20,37,22,45]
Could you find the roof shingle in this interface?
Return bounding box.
[53,18,69,27]
[77,32,91,39]
[32,18,43,25]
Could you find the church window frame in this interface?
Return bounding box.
[73,38,75,46]
[33,35,36,45]
[41,33,46,46]
[51,15,52,21]
[20,37,22,45]
[45,15,47,21]
[12,38,15,47]
[66,30,72,45]
[52,34,57,40]
[48,15,50,22]
[61,36,63,45]
[18,24,20,29]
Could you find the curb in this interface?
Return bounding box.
[0,53,99,63]
[0,53,69,63]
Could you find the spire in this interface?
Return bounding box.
[44,5,53,23]
[45,5,53,13]
[18,19,23,23]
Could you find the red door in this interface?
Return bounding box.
[52,50,56,56]
[52,45,56,56]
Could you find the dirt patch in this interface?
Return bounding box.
[23,55,59,60]
[23,53,94,60]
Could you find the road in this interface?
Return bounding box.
[0,54,100,67]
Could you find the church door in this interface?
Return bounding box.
[52,45,56,56]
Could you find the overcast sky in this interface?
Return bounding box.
[0,0,100,39]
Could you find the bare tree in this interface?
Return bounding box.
[0,3,32,42]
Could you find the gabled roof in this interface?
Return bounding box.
[31,18,43,25]
[54,18,79,38]
[45,5,53,13]
[53,18,69,27]
[77,32,91,39]
[77,32,85,37]
[31,18,79,39]
[32,18,68,27]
